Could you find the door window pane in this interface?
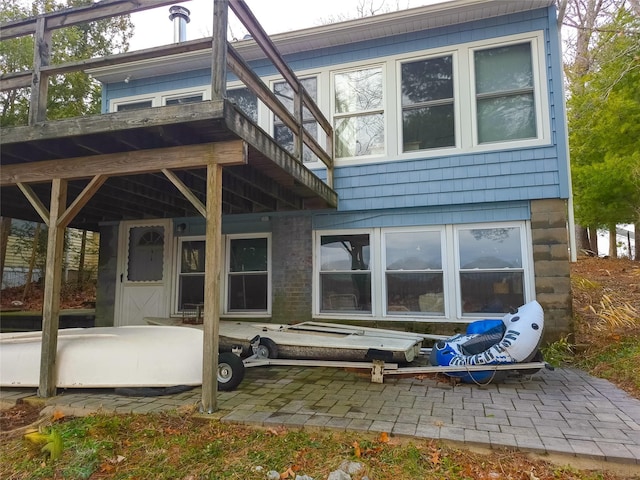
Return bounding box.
[319,234,371,313]
[458,227,525,315]
[474,43,536,143]
[385,231,444,315]
[401,55,455,150]
[127,226,164,282]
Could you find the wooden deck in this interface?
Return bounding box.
[0,0,336,409]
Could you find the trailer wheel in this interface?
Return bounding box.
[217,352,245,391]
[255,337,279,359]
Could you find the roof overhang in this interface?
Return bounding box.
[89,0,554,83]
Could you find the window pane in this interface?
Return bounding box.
[180,241,205,273]
[335,114,384,157]
[459,227,522,269]
[320,234,370,270]
[165,94,203,106]
[274,77,317,120]
[477,94,536,143]
[387,272,444,314]
[401,56,453,104]
[475,43,533,95]
[334,68,383,113]
[229,273,268,310]
[320,273,371,313]
[127,227,164,281]
[385,231,441,269]
[228,88,258,122]
[117,101,152,112]
[460,271,524,314]
[229,238,267,272]
[178,275,204,310]
[402,104,455,150]
[274,120,319,163]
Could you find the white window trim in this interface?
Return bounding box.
[110,86,210,113]
[172,233,272,317]
[330,63,388,162]
[314,221,534,323]
[452,221,535,319]
[224,232,272,317]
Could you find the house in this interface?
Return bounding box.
[0,0,572,404]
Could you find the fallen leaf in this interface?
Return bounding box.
[430,448,441,466]
[51,410,65,421]
[280,467,295,479]
[434,420,444,427]
[378,432,389,443]
[99,463,115,473]
[352,441,361,458]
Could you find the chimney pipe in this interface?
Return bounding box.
[169,5,190,43]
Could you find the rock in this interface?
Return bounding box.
[338,461,363,475]
[266,471,280,480]
[295,475,314,480]
[327,470,351,480]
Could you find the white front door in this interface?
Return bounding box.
[116,220,172,326]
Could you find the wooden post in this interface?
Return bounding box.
[38,179,67,398]
[201,163,223,413]
[22,223,41,301]
[211,0,228,102]
[0,217,11,284]
[29,16,51,125]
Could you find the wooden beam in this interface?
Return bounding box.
[201,163,223,413]
[17,183,50,226]
[28,17,51,125]
[39,178,67,398]
[211,0,228,101]
[1,141,246,186]
[162,168,206,217]
[57,175,107,228]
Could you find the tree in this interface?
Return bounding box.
[567,7,640,258]
[0,0,134,127]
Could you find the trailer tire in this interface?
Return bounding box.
[254,337,279,359]
[217,352,245,391]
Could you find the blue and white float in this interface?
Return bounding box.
[429,301,544,383]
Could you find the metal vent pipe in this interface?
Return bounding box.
[169,5,190,43]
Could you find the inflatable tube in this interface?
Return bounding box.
[430,301,544,383]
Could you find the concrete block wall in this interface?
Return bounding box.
[530,199,573,343]
[271,215,313,323]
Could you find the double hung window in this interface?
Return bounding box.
[400,55,455,151]
[474,42,536,143]
[273,77,319,163]
[176,238,205,311]
[333,67,385,158]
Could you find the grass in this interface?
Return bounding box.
[0,409,632,480]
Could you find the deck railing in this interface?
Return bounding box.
[0,0,334,187]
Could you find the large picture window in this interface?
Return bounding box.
[333,67,385,158]
[319,233,372,313]
[273,77,319,163]
[457,226,525,315]
[316,223,530,320]
[401,55,455,151]
[474,42,536,143]
[384,231,444,315]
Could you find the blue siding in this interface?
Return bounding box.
[312,202,530,230]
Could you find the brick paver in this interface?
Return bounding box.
[2,366,640,467]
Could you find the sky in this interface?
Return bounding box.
[129,0,445,50]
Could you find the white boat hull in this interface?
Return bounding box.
[0,326,203,388]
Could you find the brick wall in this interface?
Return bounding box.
[530,199,573,343]
[271,215,313,323]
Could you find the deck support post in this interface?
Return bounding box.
[201,163,223,413]
[38,178,67,398]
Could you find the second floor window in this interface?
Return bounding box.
[474,42,536,144]
[401,55,455,151]
[273,77,319,163]
[333,66,385,158]
[228,87,258,123]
